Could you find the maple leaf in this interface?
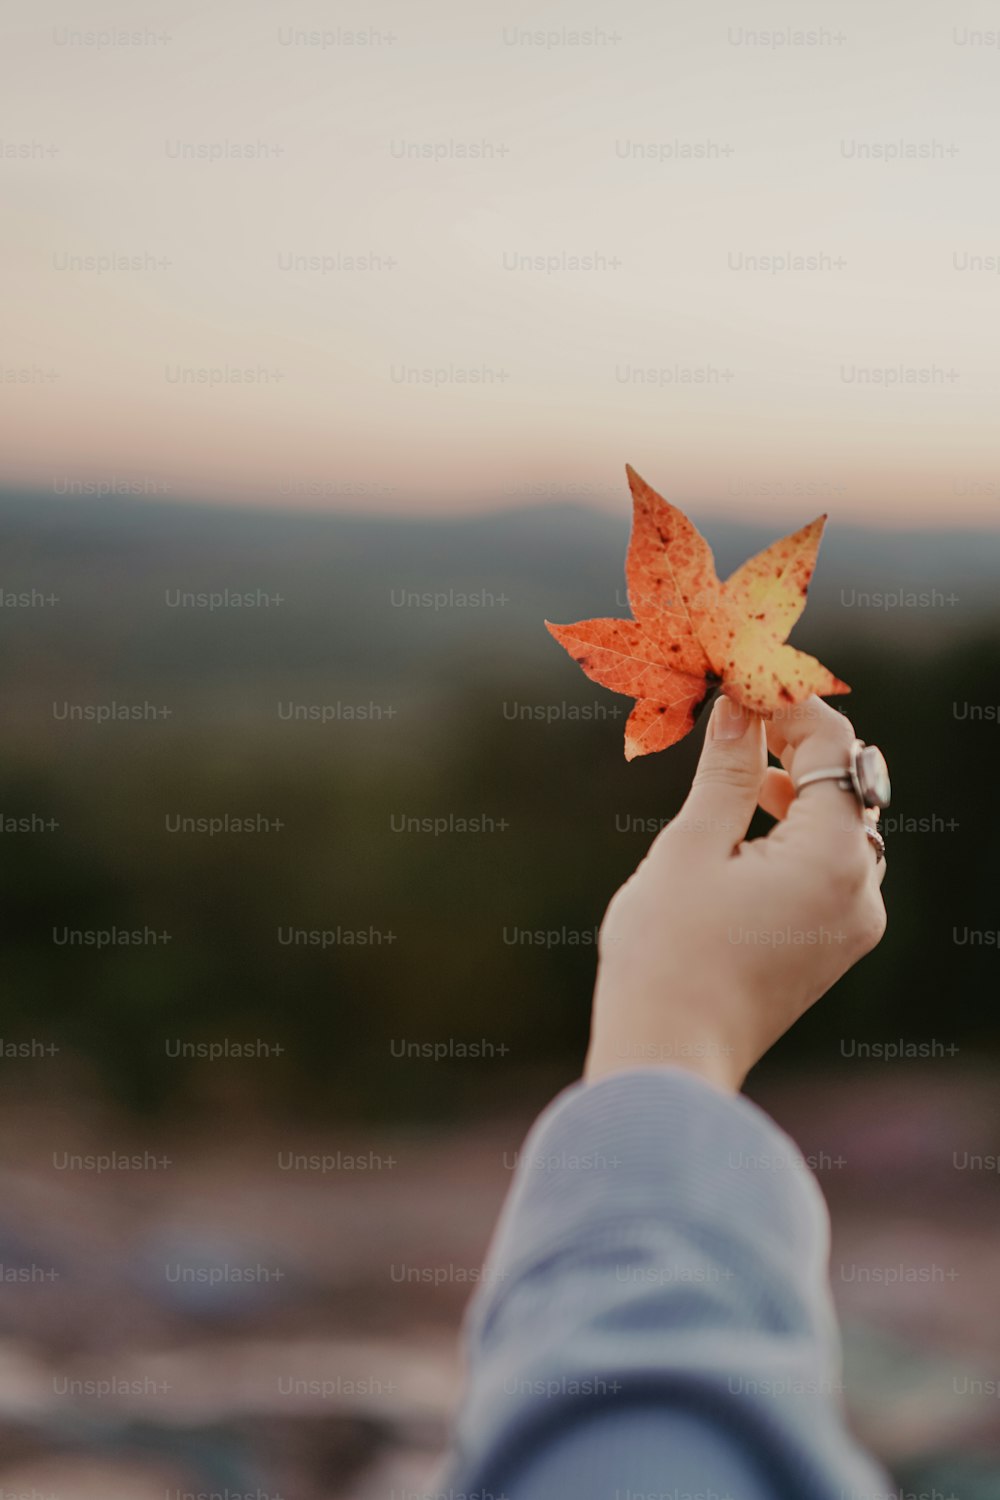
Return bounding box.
[545,464,850,760]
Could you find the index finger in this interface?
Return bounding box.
[764,696,872,867]
[765,694,855,770]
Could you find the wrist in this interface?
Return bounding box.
[583,1037,744,1093]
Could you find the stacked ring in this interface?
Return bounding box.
[794,739,890,863]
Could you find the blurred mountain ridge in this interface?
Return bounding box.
[2,489,997,702]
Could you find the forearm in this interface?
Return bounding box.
[441,1068,890,1500]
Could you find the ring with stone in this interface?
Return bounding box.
[794,739,891,813]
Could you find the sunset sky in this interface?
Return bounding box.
[3,0,1000,521]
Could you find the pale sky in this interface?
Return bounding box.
[2,0,1000,521]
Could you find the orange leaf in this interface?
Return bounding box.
[545,464,850,759]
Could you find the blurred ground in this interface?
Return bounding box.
[2,1068,999,1499]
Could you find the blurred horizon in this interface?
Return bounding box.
[7,476,1000,530]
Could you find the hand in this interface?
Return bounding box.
[584,694,888,1093]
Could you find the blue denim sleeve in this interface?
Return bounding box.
[439,1067,892,1500]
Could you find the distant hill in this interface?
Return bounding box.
[2,490,997,721]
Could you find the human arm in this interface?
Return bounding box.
[440,696,891,1499]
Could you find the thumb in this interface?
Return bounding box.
[674,694,767,858]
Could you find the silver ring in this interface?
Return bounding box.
[863,824,886,863]
[794,739,891,812]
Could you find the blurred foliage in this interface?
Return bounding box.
[1,493,998,1119]
[0,633,998,1120]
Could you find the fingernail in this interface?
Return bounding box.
[711,695,750,741]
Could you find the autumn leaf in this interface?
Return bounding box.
[545,464,850,760]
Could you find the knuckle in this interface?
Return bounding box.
[644,824,684,866]
[781,697,856,744]
[602,881,632,926]
[692,762,761,793]
[792,699,856,750]
[824,713,857,753]
[854,896,887,953]
[832,705,858,738]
